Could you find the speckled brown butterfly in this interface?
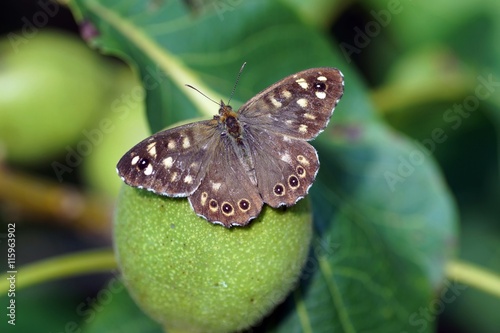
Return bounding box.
[117,67,344,227]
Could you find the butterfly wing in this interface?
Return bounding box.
[245,127,319,207]
[116,120,219,197]
[188,134,263,227]
[117,68,344,226]
[238,68,344,140]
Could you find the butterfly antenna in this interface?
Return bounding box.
[185,84,220,106]
[227,62,247,106]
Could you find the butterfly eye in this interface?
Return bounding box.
[314,82,326,91]
[137,158,150,170]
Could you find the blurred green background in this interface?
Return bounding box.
[0,0,499,332]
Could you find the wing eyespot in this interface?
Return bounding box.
[137,158,150,170]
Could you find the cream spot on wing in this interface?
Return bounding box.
[167,140,176,150]
[143,163,153,176]
[315,91,326,99]
[171,172,179,182]
[270,96,282,108]
[282,90,292,98]
[212,182,222,191]
[201,192,208,206]
[298,124,308,134]
[296,78,308,90]
[285,120,293,125]
[317,75,327,81]
[303,113,316,120]
[149,146,157,158]
[190,162,198,168]
[131,156,140,165]
[296,98,308,108]
[147,142,157,158]
[297,155,310,166]
[182,136,191,149]
[283,136,292,142]
[163,156,173,168]
[184,175,193,184]
[280,153,292,164]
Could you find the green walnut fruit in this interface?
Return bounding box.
[82,67,149,197]
[0,29,119,164]
[114,186,312,333]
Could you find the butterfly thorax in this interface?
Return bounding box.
[213,100,257,185]
[216,101,242,140]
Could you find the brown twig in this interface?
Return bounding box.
[0,164,113,238]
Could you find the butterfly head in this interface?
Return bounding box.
[218,100,234,115]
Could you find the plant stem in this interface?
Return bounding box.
[0,248,116,293]
[446,259,500,298]
[371,72,473,114]
[0,165,113,237]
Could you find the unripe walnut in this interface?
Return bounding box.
[114,186,312,332]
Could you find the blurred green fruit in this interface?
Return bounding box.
[0,29,120,164]
[82,67,149,197]
[114,186,312,333]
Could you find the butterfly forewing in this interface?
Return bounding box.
[117,121,218,196]
[238,68,344,140]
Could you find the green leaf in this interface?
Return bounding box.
[280,0,346,28]
[360,0,490,50]
[69,0,458,331]
[260,121,457,332]
[82,280,163,333]
[0,284,83,333]
[71,0,362,132]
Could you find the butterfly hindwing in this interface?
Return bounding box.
[188,134,263,227]
[116,120,218,197]
[238,68,344,141]
[246,127,319,208]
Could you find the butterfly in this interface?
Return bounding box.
[117,67,344,227]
